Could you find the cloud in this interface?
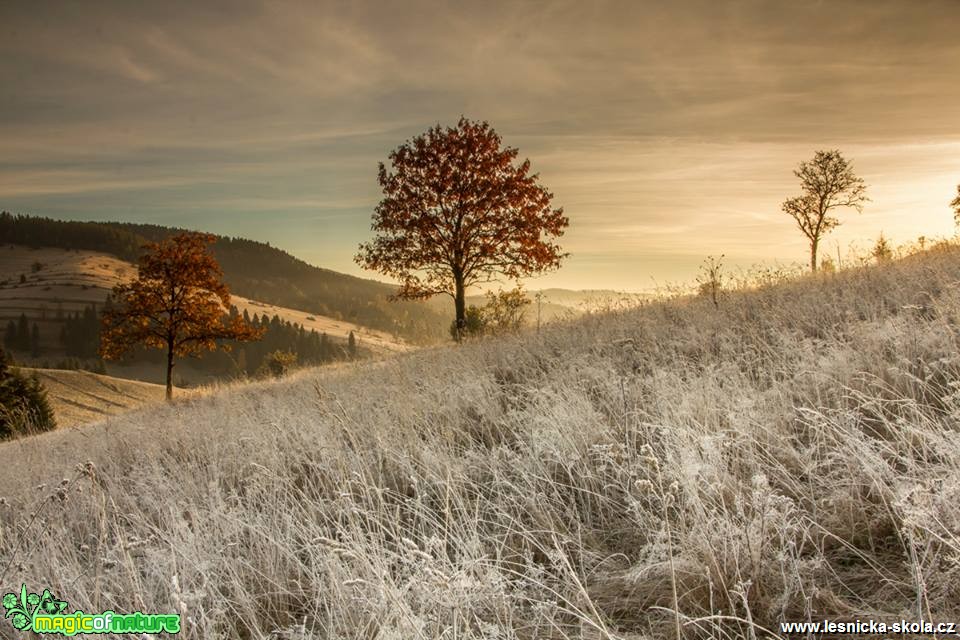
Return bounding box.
[1,0,958,287]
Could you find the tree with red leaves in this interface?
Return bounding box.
[356,118,569,341]
[100,232,264,399]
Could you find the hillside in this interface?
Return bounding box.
[0,212,450,342]
[21,368,198,429]
[463,288,653,326]
[0,244,409,355]
[1,243,958,638]
[532,288,651,311]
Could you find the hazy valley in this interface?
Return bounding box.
[0,220,630,423]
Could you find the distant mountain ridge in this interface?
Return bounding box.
[0,212,449,342]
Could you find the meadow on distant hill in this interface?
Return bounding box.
[20,368,199,429]
[0,243,407,388]
[0,212,450,343]
[0,214,628,345]
[0,242,958,639]
[0,244,409,354]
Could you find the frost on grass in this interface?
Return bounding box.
[1,244,960,639]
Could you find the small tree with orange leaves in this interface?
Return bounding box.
[355,118,568,341]
[100,232,264,400]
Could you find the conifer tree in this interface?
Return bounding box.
[3,321,15,350]
[30,323,41,357]
[0,346,56,439]
[16,313,29,351]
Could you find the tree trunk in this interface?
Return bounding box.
[810,238,819,272]
[454,274,466,343]
[165,336,175,401]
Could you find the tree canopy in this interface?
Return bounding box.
[781,150,868,271]
[100,232,263,399]
[356,117,568,340]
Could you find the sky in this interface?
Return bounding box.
[2,0,959,291]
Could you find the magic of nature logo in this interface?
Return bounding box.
[3,584,180,635]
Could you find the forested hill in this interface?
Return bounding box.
[0,212,448,342]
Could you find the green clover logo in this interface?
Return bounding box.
[3,584,69,633]
[10,612,28,630]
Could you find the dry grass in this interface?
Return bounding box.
[1,243,959,639]
[20,368,200,429]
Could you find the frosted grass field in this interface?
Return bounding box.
[1,244,959,639]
